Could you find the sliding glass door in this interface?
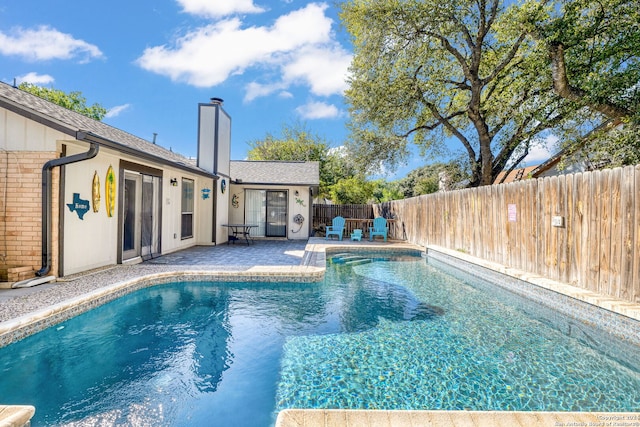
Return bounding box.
[123,171,161,261]
[245,189,288,237]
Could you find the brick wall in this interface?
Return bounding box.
[0,151,59,278]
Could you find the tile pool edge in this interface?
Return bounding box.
[0,267,323,348]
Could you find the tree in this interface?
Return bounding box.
[521,0,640,168]
[247,122,356,199]
[329,177,375,204]
[524,0,639,123]
[396,162,466,198]
[340,0,577,187]
[19,83,107,121]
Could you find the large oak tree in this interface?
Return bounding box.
[341,0,579,186]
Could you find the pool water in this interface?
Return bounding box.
[0,252,638,426]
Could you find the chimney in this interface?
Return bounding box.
[197,97,231,176]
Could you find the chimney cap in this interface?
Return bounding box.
[210,97,224,105]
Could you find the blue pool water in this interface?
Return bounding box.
[0,251,639,426]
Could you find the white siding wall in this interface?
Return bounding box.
[62,141,215,275]
[62,145,119,274]
[0,108,66,151]
[227,184,311,240]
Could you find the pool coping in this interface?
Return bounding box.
[1,240,639,427]
[275,409,640,427]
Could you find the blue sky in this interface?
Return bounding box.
[0,0,552,180]
[0,1,397,167]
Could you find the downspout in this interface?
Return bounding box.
[36,132,99,277]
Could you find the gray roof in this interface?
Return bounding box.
[230,160,319,186]
[0,82,211,177]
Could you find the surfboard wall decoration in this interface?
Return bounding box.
[92,171,100,213]
[105,165,116,217]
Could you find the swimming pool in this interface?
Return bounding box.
[0,250,638,426]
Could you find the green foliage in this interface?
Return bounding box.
[247,122,357,199]
[396,162,466,198]
[340,0,574,187]
[329,177,375,204]
[519,0,640,168]
[18,83,107,121]
[526,0,639,122]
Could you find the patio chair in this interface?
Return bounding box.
[351,229,363,241]
[369,217,388,242]
[325,216,345,240]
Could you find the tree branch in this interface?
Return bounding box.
[482,33,527,85]
[550,42,633,120]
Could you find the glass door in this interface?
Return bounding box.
[266,190,287,237]
[141,175,161,260]
[123,172,161,261]
[123,172,142,260]
[244,189,288,237]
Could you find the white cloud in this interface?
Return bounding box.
[137,2,350,99]
[105,104,131,118]
[283,45,351,96]
[522,134,559,165]
[295,101,339,119]
[244,81,286,102]
[0,26,103,62]
[177,0,265,18]
[16,72,54,85]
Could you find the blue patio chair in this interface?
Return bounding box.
[325,216,345,240]
[351,229,363,241]
[369,217,388,242]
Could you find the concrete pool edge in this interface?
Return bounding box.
[0,405,35,427]
[275,409,640,427]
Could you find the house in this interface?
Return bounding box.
[493,165,539,184]
[0,82,318,283]
[229,160,318,239]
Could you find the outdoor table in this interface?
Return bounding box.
[223,224,258,245]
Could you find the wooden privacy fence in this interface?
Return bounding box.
[374,165,640,304]
[312,204,373,235]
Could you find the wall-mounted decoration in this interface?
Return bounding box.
[92,171,100,213]
[231,194,239,208]
[170,178,178,186]
[201,187,211,200]
[221,178,227,194]
[295,197,306,207]
[67,193,90,220]
[105,165,116,217]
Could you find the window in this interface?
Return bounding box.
[181,178,194,239]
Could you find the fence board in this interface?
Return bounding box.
[609,168,622,298]
[598,169,612,295]
[557,175,568,283]
[620,166,634,301]
[587,171,601,291]
[634,165,640,303]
